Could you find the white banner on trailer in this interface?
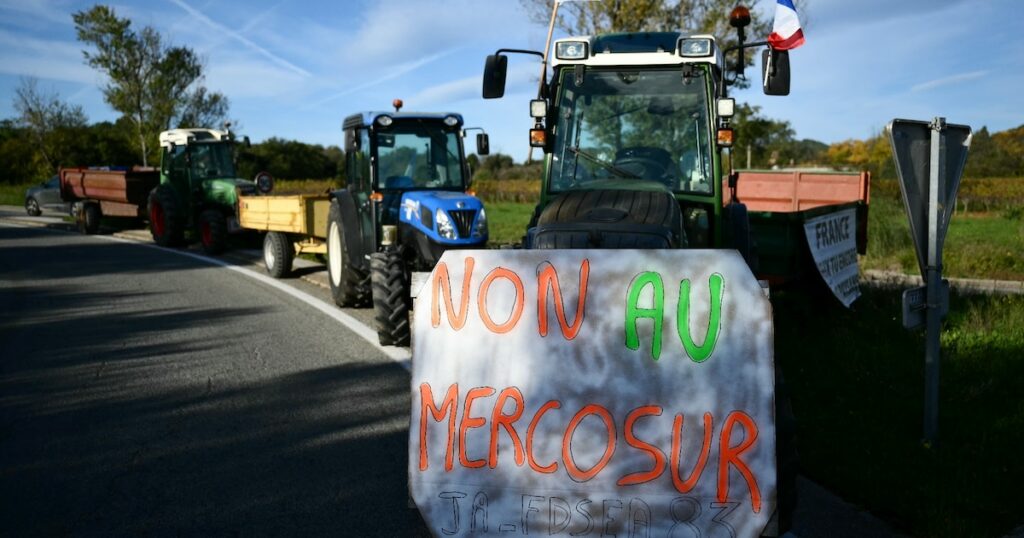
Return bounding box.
[804,208,861,307]
[410,249,777,537]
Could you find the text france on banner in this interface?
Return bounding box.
[803,208,861,307]
[410,249,777,537]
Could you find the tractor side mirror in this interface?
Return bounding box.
[243,136,251,148]
[761,48,791,96]
[345,129,359,152]
[482,54,508,99]
[476,133,490,156]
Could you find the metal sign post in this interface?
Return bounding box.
[888,117,972,446]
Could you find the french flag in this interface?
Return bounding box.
[768,0,805,50]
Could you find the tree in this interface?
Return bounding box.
[12,77,89,174]
[73,5,229,165]
[732,103,795,168]
[0,119,44,184]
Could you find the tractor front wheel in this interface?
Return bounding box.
[148,185,184,247]
[263,231,294,278]
[326,201,369,307]
[198,209,228,255]
[371,249,411,347]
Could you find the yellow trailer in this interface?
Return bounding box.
[238,194,332,277]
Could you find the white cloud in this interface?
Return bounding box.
[0,0,71,25]
[303,48,459,110]
[0,30,95,84]
[343,0,532,67]
[409,62,538,108]
[910,71,989,93]
[165,0,311,78]
[204,58,308,99]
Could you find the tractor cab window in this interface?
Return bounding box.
[375,122,465,190]
[550,67,714,196]
[189,142,236,180]
[164,144,188,178]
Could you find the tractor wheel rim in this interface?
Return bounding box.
[264,239,276,269]
[151,202,165,236]
[328,222,342,286]
[201,220,212,246]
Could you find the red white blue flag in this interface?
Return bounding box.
[768,0,805,50]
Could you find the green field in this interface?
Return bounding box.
[0,182,33,207]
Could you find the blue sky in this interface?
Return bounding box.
[1,0,1021,163]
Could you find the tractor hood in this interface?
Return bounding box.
[202,178,257,207]
[399,190,487,245]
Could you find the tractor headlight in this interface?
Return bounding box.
[678,38,713,58]
[435,210,457,239]
[473,208,488,238]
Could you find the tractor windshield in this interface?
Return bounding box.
[550,67,714,195]
[189,142,236,180]
[375,121,465,190]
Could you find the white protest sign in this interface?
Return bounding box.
[410,249,777,537]
[803,208,861,307]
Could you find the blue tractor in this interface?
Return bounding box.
[328,102,489,346]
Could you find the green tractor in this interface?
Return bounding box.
[147,128,268,254]
[480,8,819,535]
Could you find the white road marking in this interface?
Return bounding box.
[0,221,412,368]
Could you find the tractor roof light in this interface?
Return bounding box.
[730,6,751,28]
[555,41,588,60]
[443,115,460,127]
[717,98,735,118]
[530,99,547,119]
[376,115,393,127]
[678,38,713,58]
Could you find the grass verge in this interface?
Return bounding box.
[0,182,33,207]
[774,288,1024,537]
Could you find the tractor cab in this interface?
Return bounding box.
[158,128,257,215]
[340,107,489,267]
[483,24,791,263]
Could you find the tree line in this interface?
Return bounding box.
[5,1,1021,186]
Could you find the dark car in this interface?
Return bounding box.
[24,176,68,216]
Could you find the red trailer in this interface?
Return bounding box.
[59,167,160,234]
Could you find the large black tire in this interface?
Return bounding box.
[79,203,101,235]
[371,249,410,347]
[326,201,369,307]
[198,209,228,255]
[263,231,294,279]
[148,185,184,247]
[25,197,41,216]
[534,189,685,249]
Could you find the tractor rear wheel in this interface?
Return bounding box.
[371,249,410,347]
[326,201,369,307]
[263,231,294,278]
[148,185,184,247]
[198,209,228,255]
[79,203,101,234]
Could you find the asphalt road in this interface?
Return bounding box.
[0,224,428,536]
[0,211,910,538]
